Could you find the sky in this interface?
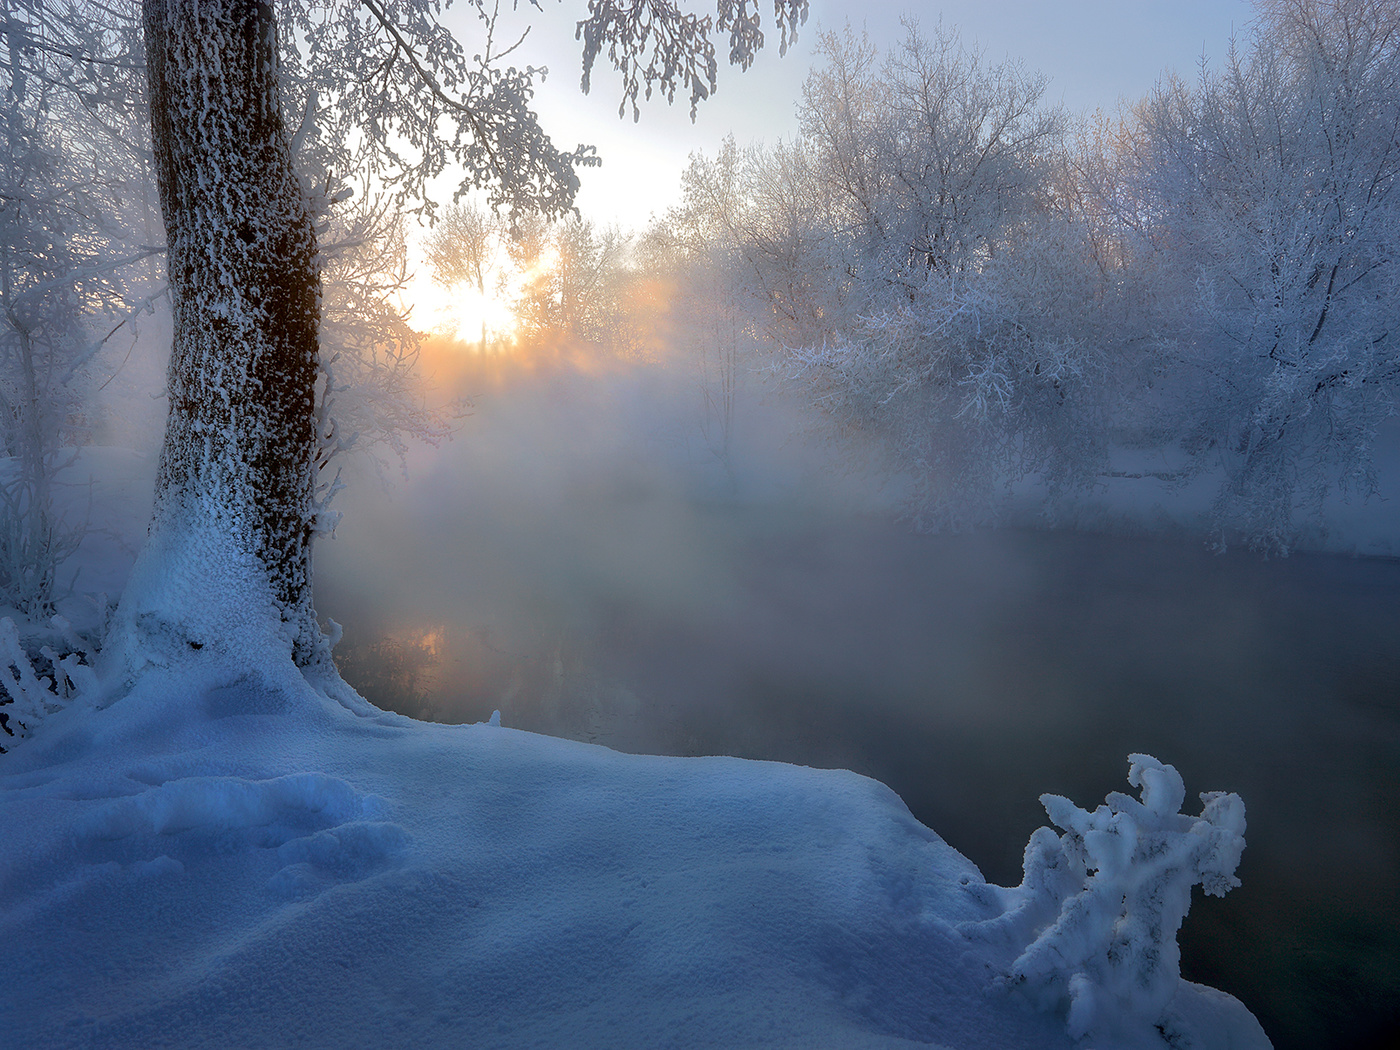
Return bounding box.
[434,0,1257,229]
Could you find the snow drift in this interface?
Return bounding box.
[1,640,1270,1049]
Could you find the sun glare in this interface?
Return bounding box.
[403,272,519,349]
[442,283,518,347]
[400,234,528,350]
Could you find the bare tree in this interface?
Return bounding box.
[506,215,632,347]
[316,190,457,495]
[423,201,504,349]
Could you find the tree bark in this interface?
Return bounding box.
[140,0,323,665]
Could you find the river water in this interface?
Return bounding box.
[321,501,1399,1050]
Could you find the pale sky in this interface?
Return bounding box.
[436,0,1256,229]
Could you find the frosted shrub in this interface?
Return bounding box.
[1005,755,1247,1042]
[0,614,98,751]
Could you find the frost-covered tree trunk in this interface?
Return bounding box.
[137,0,323,664]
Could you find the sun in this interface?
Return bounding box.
[435,281,519,348]
[402,270,519,348]
[400,233,526,349]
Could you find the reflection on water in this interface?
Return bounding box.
[324,514,1400,1050]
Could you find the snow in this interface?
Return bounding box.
[2,623,1271,1048]
[988,757,1249,1045]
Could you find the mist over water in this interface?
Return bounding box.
[315,345,1400,1050]
[315,341,900,734]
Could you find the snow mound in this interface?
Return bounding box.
[2,654,1270,1049]
[68,771,408,901]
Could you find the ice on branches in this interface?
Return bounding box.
[0,616,67,748]
[1003,755,1247,1043]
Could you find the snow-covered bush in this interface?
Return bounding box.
[0,614,98,751]
[972,754,1248,1044]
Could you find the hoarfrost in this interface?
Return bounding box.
[966,754,1249,1045]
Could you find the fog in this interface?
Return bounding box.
[314,340,898,739]
[304,339,1400,1050]
[62,320,1400,1050]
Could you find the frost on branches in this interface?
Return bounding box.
[965,754,1248,1045]
[0,613,99,750]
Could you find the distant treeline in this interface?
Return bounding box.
[643,1,1399,550]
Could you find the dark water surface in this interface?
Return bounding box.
[323,514,1400,1049]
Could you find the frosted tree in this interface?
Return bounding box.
[0,66,86,617]
[111,0,809,674]
[799,23,1115,525]
[1123,0,1400,550]
[0,0,159,616]
[674,22,1110,526]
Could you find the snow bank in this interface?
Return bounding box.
[1004,415,1400,556]
[1,648,1270,1049]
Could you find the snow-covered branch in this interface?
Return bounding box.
[964,754,1248,1045]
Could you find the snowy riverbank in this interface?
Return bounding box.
[3,639,1270,1049]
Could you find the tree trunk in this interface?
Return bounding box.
[135,0,323,665]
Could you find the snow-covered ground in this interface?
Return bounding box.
[2,627,1270,1048]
